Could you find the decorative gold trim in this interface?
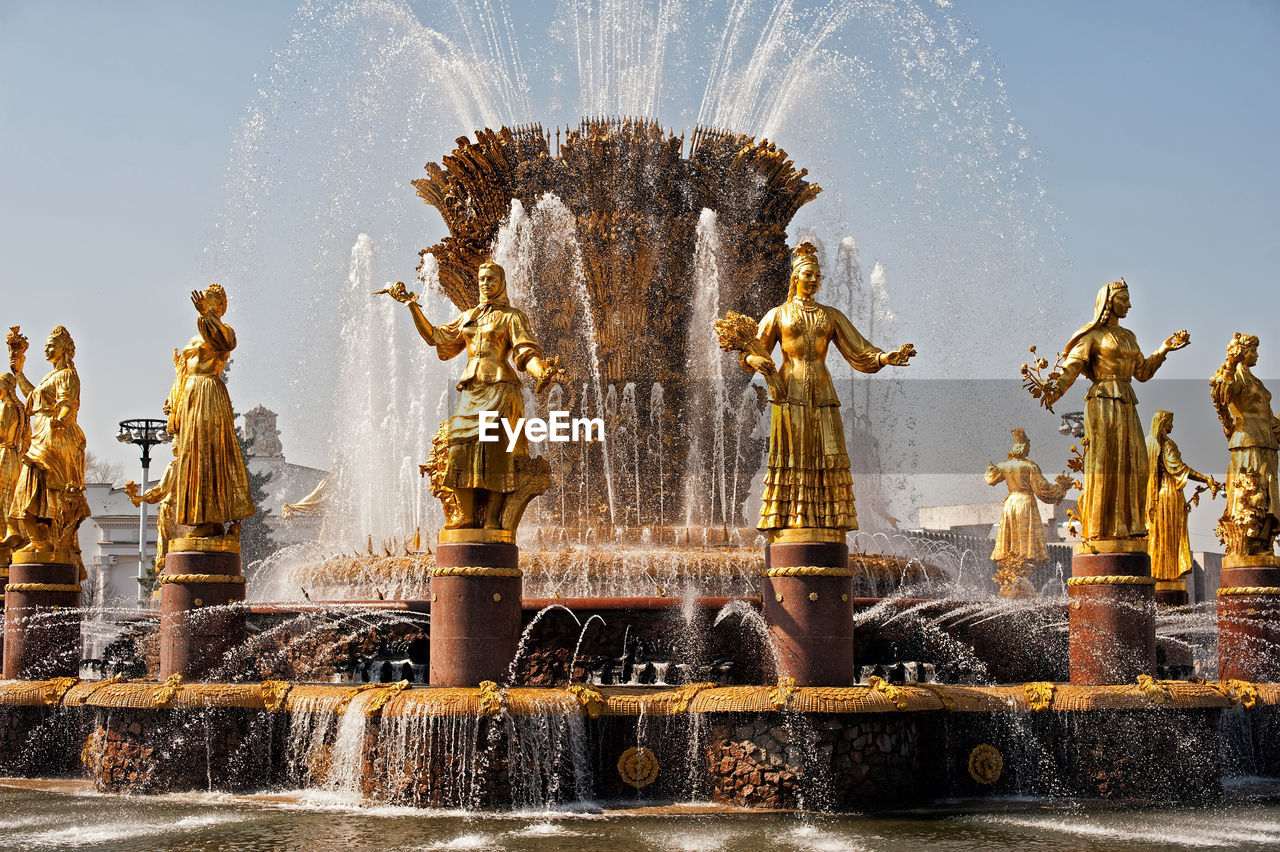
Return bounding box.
[1074,538,1147,555]
[968,744,1003,785]
[11,549,76,565]
[763,564,855,578]
[1223,553,1280,570]
[438,528,515,544]
[431,565,522,578]
[1067,575,1156,586]
[1218,586,1280,596]
[617,746,659,788]
[768,528,847,544]
[4,582,80,593]
[1154,580,1187,592]
[170,537,241,554]
[158,573,246,585]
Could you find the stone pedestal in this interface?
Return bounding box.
[761,536,854,686]
[1067,548,1155,685]
[2,554,81,680]
[159,543,246,680]
[1154,579,1189,608]
[1217,555,1280,683]
[429,535,522,687]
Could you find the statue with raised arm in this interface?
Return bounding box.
[378,261,565,536]
[1145,410,1219,587]
[0,359,31,557]
[985,427,1073,597]
[1033,280,1189,546]
[1210,333,1280,558]
[7,326,89,562]
[716,242,915,537]
[166,284,255,541]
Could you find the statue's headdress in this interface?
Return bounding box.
[47,325,75,358]
[791,241,820,272]
[1010,427,1029,446]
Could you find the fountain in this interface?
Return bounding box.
[1,0,1279,828]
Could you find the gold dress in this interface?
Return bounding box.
[755,297,884,531]
[985,457,1066,564]
[1146,434,1200,581]
[168,314,254,526]
[1217,366,1280,527]
[10,365,88,535]
[0,386,27,517]
[1057,324,1167,540]
[425,301,543,493]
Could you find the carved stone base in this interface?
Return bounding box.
[1217,556,1280,683]
[2,560,81,680]
[1154,580,1189,607]
[761,539,854,686]
[159,550,246,680]
[429,541,522,687]
[1067,552,1155,686]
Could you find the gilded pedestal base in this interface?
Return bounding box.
[1067,551,1155,686]
[160,549,246,681]
[761,539,854,686]
[1217,555,1280,683]
[429,541,522,687]
[2,561,80,680]
[1154,579,1189,608]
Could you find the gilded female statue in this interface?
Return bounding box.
[1145,410,1218,582]
[1042,281,1188,543]
[7,326,89,558]
[985,427,1072,596]
[167,284,254,538]
[1210,333,1280,553]
[0,372,30,553]
[721,242,914,534]
[381,261,564,531]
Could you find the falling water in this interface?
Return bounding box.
[683,209,728,528]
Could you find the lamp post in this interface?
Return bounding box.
[1058,411,1085,439]
[116,418,171,606]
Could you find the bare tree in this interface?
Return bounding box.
[85,450,125,485]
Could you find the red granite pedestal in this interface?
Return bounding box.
[2,554,81,680]
[1217,555,1280,683]
[1067,548,1156,686]
[429,534,522,687]
[761,535,854,686]
[159,543,247,680]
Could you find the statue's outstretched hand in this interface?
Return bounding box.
[190,290,207,315]
[883,343,916,367]
[745,354,775,375]
[373,281,418,305]
[123,481,142,506]
[1163,329,1190,352]
[535,355,568,394]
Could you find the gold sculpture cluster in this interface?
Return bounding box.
[1022,280,1280,586]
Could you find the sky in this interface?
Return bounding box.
[1,0,1277,551]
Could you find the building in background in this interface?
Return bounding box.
[239,405,327,547]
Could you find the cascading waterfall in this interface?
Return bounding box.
[683,209,728,529]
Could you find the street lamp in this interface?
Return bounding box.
[116,418,171,605]
[1058,411,1085,439]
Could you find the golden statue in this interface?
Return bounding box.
[166,285,255,539]
[379,261,565,535]
[1210,333,1280,557]
[1145,410,1219,585]
[716,242,915,537]
[1033,280,1188,546]
[6,326,89,561]
[984,427,1072,597]
[0,371,30,558]
[125,460,175,573]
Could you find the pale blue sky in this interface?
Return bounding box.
[1,1,1277,552]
